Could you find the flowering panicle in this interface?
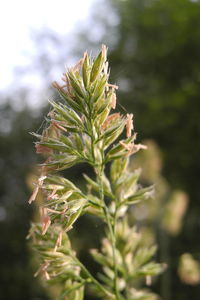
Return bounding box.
[28,45,164,299]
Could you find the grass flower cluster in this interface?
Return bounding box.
[28,45,163,300]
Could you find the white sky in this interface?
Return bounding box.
[0,0,95,91]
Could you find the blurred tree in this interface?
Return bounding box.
[104,0,200,299]
[0,100,50,300]
[108,0,200,200]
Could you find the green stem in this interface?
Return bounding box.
[97,167,121,300]
[90,118,120,299]
[90,119,96,163]
[122,255,129,298]
[55,281,85,300]
[74,256,113,298]
[112,204,120,299]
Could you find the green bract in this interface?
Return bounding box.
[28,45,164,300]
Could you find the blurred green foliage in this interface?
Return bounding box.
[109,0,200,199]
[0,102,50,300]
[106,0,200,298]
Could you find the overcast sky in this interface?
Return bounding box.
[0,0,95,91]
